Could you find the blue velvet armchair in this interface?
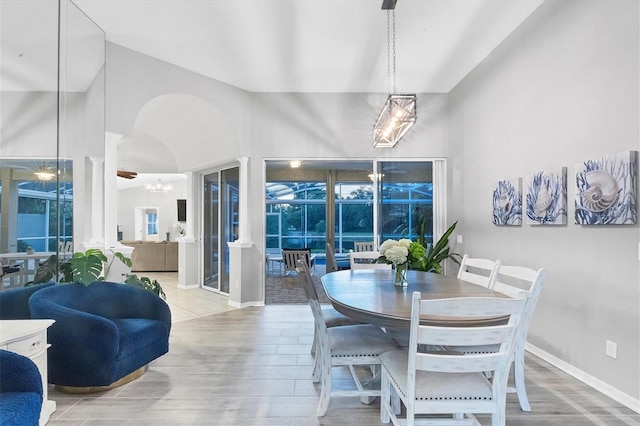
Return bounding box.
[0,349,43,426]
[0,282,55,320]
[29,281,171,389]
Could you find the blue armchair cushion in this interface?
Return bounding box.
[0,350,43,426]
[0,282,55,320]
[29,282,171,387]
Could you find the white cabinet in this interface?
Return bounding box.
[0,319,56,425]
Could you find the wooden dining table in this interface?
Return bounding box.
[321,268,509,330]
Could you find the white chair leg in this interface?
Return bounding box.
[514,344,531,411]
[380,369,391,424]
[317,352,331,416]
[311,350,321,383]
[493,398,506,426]
[311,325,321,382]
[390,385,401,415]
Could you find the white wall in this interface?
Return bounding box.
[117,179,187,242]
[105,2,639,405]
[448,0,639,403]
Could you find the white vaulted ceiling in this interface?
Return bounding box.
[72,0,544,94]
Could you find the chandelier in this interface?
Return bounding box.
[373,1,417,148]
[147,179,172,193]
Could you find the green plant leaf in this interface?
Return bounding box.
[114,252,133,268]
[421,221,462,273]
[124,274,166,299]
[31,255,58,284]
[70,252,104,285]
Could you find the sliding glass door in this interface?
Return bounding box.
[376,161,434,246]
[203,167,239,294]
[265,160,436,257]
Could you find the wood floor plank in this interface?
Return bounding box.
[46,279,639,425]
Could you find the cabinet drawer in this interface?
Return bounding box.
[5,331,46,358]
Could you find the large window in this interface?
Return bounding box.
[0,175,73,252]
[378,161,434,245]
[266,160,435,255]
[266,182,327,252]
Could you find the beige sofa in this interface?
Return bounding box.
[121,241,178,272]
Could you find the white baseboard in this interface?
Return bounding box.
[228,300,265,308]
[526,343,640,413]
[177,283,199,289]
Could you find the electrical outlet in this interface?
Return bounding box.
[606,340,617,359]
[456,235,463,244]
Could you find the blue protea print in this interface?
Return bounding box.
[492,179,522,226]
[526,168,567,225]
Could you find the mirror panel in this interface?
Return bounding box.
[1,1,104,285]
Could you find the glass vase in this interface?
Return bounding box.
[394,262,408,287]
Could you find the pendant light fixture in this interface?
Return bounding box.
[34,165,55,181]
[373,0,416,148]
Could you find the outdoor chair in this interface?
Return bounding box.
[350,250,391,270]
[282,248,315,275]
[353,241,375,252]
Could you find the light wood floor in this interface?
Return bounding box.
[46,275,639,425]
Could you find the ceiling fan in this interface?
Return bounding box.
[117,170,137,179]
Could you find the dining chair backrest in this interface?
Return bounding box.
[353,241,375,252]
[457,254,502,288]
[296,260,319,301]
[325,244,339,273]
[282,248,312,273]
[349,250,391,270]
[493,265,546,354]
[406,292,527,421]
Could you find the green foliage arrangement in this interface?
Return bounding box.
[31,249,165,299]
[420,221,462,274]
[378,221,462,274]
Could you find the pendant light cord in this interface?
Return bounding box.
[386,9,397,95]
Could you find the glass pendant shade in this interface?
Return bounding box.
[373,94,417,148]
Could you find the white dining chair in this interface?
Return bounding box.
[296,260,398,416]
[457,254,502,288]
[491,265,546,412]
[444,265,546,412]
[379,292,527,426]
[349,250,391,270]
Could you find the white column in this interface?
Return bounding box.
[89,156,104,244]
[237,156,250,243]
[104,133,124,249]
[183,172,197,239]
[178,171,198,289]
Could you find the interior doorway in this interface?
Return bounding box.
[134,207,160,241]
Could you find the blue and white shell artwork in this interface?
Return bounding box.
[526,167,567,225]
[575,151,637,225]
[492,178,522,226]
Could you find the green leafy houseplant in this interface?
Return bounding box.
[420,221,462,274]
[378,221,461,274]
[31,249,165,299]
